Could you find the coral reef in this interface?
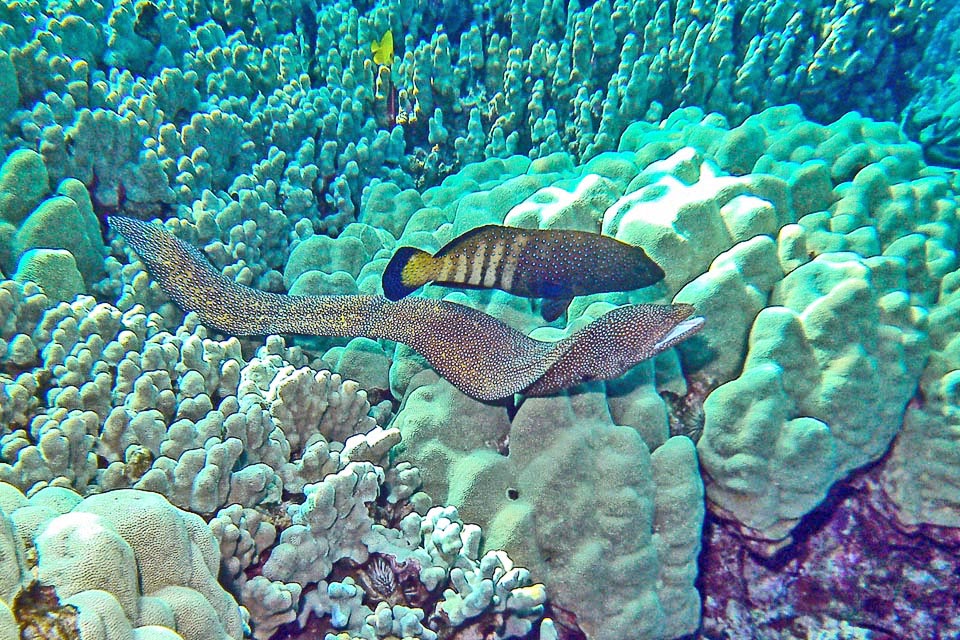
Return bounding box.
[0,0,943,303]
[0,275,553,639]
[3,0,960,637]
[7,97,960,638]
[276,103,956,637]
[901,3,960,166]
[0,277,401,513]
[392,378,703,640]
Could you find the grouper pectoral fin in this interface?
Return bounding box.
[541,297,572,322]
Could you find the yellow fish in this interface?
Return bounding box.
[372,29,394,67]
[382,224,665,321]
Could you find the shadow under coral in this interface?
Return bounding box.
[694,452,960,640]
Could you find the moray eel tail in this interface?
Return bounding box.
[109,215,388,338]
[382,246,435,300]
[109,216,704,401]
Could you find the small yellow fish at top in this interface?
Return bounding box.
[372,29,394,67]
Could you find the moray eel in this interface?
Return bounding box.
[109,216,703,402]
[382,224,665,321]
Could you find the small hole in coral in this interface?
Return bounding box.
[506,488,519,500]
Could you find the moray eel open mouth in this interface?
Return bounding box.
[109,216,704,402]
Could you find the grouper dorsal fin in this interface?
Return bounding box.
[434,224,502,256]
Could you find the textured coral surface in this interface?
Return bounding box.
[699,459,960,640]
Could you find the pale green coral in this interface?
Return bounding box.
[881,273,960,527]
[12,189,106,285]
[675,235,784,381]
[0,482,245,640]
[393,375,703,640]
[0,156,106,295]
[698,252,926,542]
[0,50,17,124]
[0,150,49,226]
[13,249,85,303]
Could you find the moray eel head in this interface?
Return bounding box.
[521,303,704,396]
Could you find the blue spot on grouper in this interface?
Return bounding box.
[109,216,702,402]
[382,224,665,321]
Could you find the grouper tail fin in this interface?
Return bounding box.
[382,246,435,300]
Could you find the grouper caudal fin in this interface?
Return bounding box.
[382,245,433,301]
[109,216,703,401]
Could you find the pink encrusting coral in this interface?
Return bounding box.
[700,458,960,640]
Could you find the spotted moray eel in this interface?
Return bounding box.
[110,216,703,401]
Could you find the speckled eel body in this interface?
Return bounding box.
[109,216,703,401]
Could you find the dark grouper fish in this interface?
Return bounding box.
[382,224,665,321]
[109,216,703,402]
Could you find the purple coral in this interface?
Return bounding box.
[698,457,960,639]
